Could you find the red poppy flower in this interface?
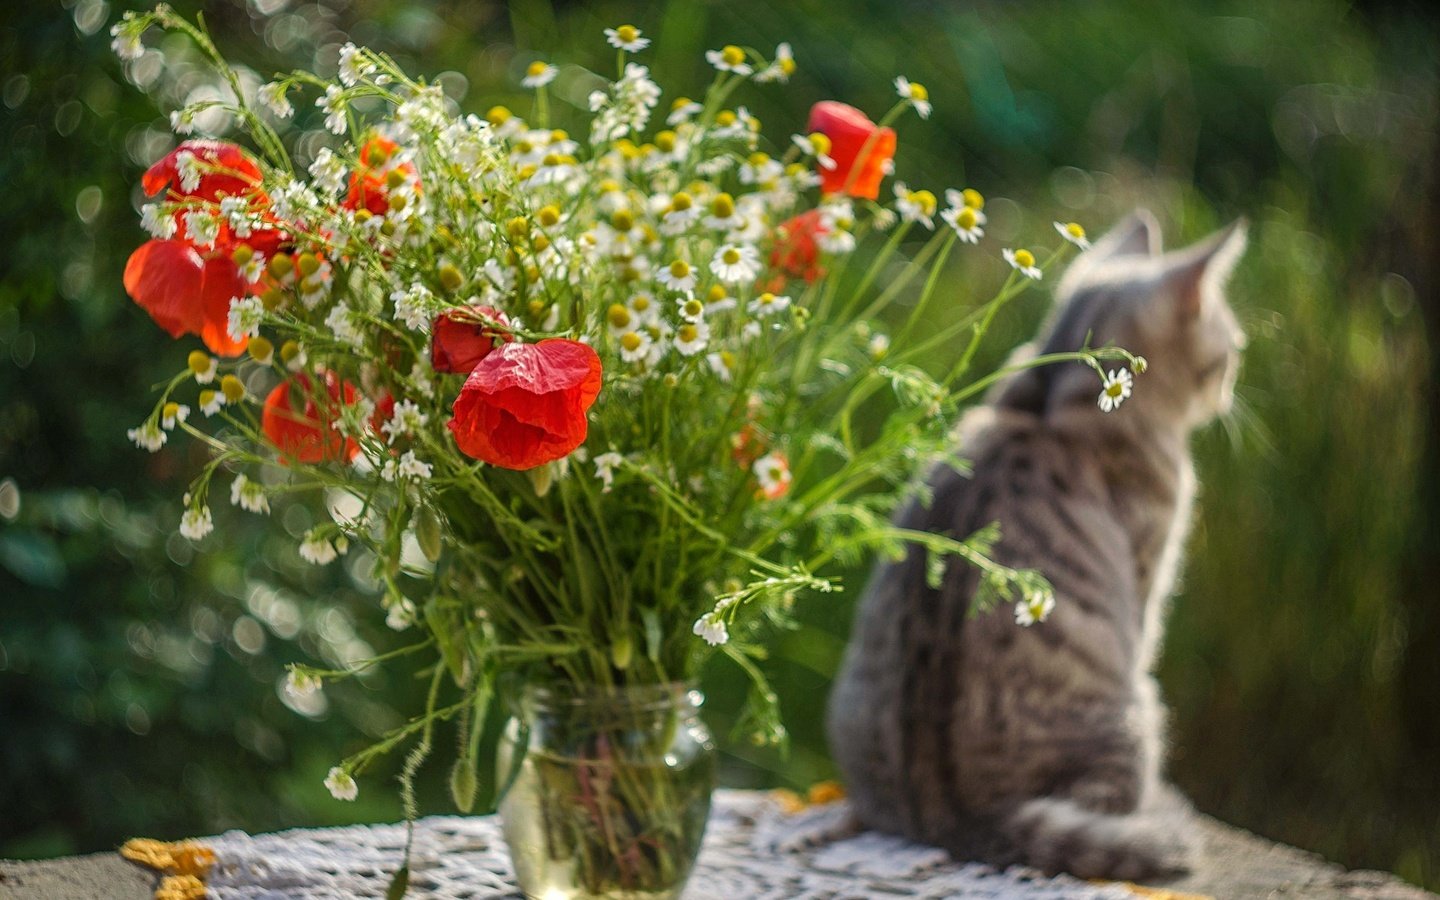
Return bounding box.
[262,371,361,464]
[769,209,829,285]
[806,102,897,200]
[123,239,249,356]
[344,136,417,217]
[431,305,510,374]
[142,139,264,203]
[448,340,603,470]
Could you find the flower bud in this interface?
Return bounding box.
[438,262,464,293]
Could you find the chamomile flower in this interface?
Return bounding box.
[706,45,753,76]
[522,61,558,88]
[318,85,347,135]
[227,296,265,342]
[739,151,783,185]
[673,321,710,357]
[748,292,791,317]
[1003,247,1043,280]
[710,243,761,284]
[661,192,701,233]
[179,505,214,541]
[617,329,654,364]
[703,283,738,314]
[692,612,728,646]
[627,292,660,325]
[941,204,985,243]
[127,421,166,452]
[894,183,938,229]
[707,350,736,382]
[753,451,792,500]
[593,451,625,491]
[324,767,358,801]
[946,187,988,222]
[1055,221,1091,249]
[894,76,932,119]
[230,474,270,514]
[157,402,187,430]
[1014,589,1056,626]
[677,294,707,323]
[1097,368,1133,413]
[702,192,745,231]
[754,43,796,84]
[667,97,702,126]
[658,259,698,293]
[258,81,293,119]
[791,132,837,170]
[337,43,374,87]
[605,25,650,53]
[199,390,225,416]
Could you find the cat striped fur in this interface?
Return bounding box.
[827,210,1248,881]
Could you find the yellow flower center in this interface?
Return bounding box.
[486,105,511,125]
[711,193,736,217]
[162,402,180,421]
[610,209,634,232]
[297,253,321,277]
[385,168,407,189]
[670,191,692,212]
[616,25,639,43]
[715,110,737,127]
[541,152,562,167]
[956,207,978,229]
[1106,381,1125,398]
[538,205,560,227]
[220,374,245,403]
[758,292,775,306]
[551,129,568,142]
[267,253,293,279]
[620,332,643,352]
[655,130,677,152]
[683,299,704,317]
[748,151,771,167]
[248,336,274,363]
[231,244,253,265]
[962,188,984,210]
[908,82,929,102]
[669,260,691,278]
[199,389,218,408]
[671,96,692,111]
[912,190,937,215]
[721,45,745,67]
[526,61,549,78]
[722,248,741,265]
[719,350,736,369]
[780,57,796,75]
[607,304,631,328]
[808,133,832,156]
[678,324,699,342]
[279,341,301,364]
[1065,222,1086,240]
[187,350,212,375]
[1014,249,1035,269]
[527,299,545,317]
[708,284,727,302]
[631,295,651,312]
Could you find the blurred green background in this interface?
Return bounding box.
[2,0,1437,890]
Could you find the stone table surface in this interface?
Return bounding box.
[1,791,1433,900]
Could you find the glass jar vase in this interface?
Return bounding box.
[496,682,716,899]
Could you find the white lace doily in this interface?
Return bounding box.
[197,790,1139,899]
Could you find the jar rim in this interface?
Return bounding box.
[521,680,702,712]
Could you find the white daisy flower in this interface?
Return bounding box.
[593,451,625,492]
[894,76,932,119]
[284,668,322,699]
[337,43,374,87]
[748,292,791,317]
[317,85,347,135]
[941,203,985,243]
[160,402,189,430]
[227,296,265,342]
[706,350,735,382]
[753,451,792,500]
[673,321,710,357]
[617,329,653,364]
[657,259,698,293]
[258,81,292,119]
[198,390,225,416]
[179,506,213,541]
[324,767,358,801]
[1014,589,1056,626]
[705,45,752,76]
[791,132,836,170]
[1097,368,1134,413]
[522,61,558,88]
[126,421,166,453]
[692,613,728,646]
[667,97,702,126]
[754,43,796,84]
[230,474,270,514]
[944,188,988,223]
[710,243,760,284]
[893,182,938,229]
[1003,248,1043,280]
[626,293,660,325]
[1055,221,1091,249]
[604,24,650,53]
[676,294,707,323]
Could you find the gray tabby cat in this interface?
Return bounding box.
[827,211,1248,881]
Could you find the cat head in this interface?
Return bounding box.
[999,210,1248,429]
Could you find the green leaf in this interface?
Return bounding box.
[385,865,409,900]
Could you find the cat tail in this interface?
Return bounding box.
[1004,792,1199,881]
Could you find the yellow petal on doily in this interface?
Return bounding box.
[120,838,177,871]
[805,781,847,806]
[155,874,208,900]
[771,788,807,815]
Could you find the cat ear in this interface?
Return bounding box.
[1163,217,1249,319]
[1057,209,1161,299]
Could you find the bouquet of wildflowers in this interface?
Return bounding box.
[111,6,1140,839]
